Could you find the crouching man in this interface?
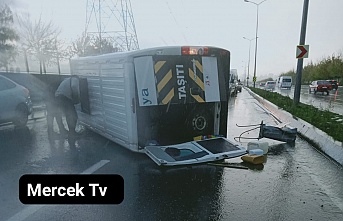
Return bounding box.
[55,75,80,144]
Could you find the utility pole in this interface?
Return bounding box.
[243,37,256,87]
[294,0,310,105]
[244,0,267,88]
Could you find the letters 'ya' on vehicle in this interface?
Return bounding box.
[70,46,247,166]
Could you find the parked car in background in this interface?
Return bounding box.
[264,81,276,91]
[229,69,238,96]
[259,82,265,87]
[0,75,33,127]
[326,80,339,90]
[277,76,292,89]
[309,80,332,95]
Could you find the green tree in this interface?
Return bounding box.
[0,4,19,71]
[91,37,120,54]
[67,33,92,58]
[326,54,343,79]
[281,52,343,84]
[302,61,315,84]
[67,34,120,58]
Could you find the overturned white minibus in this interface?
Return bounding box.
[71,46,246,166]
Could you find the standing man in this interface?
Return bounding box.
[55,75,80,144]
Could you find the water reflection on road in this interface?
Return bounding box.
[275,85,343,115]
[1,88,343,221]
[218,89,343,220]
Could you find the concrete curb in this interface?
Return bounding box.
[246,87,343,166]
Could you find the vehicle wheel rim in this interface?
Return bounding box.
[193,116,207,131]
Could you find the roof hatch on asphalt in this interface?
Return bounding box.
[145,137,247,166]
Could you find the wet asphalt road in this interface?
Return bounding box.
[267,85,343,115]
[1,88,343,221]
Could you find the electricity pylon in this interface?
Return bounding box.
[85,0,139,52]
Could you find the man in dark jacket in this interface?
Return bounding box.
[55,76,80,144]
[45,81,68,138]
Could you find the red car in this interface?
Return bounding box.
[309,80,332,95]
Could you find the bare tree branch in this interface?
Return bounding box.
[16,13,63,73]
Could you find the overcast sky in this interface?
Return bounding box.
[6,0,343,80]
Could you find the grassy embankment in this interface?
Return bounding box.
[249,87,343,143]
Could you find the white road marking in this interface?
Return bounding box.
[80,160,110,174]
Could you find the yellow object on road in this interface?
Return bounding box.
[241,154,265,165]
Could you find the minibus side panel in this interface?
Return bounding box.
[73,58,138,150]
[73,61,106,134]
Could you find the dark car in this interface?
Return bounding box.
[327,80,339,90]
[309,80,332,95]
[229,70,238,96]
[0,75,33,127]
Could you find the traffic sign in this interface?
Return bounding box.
[296,45,309,59]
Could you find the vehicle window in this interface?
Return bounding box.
[283,79,291,82]
[318,81,329,85]
[0,77,16,91]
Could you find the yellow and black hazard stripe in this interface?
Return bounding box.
[188,59,205,103]
[153,56,206,105]
[154,60,175,105]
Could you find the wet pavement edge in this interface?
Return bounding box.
[246,87,343,166]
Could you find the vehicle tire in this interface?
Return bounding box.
[13,104,28,127]
[326,91,329,95]
[314,90,317,94]
[309,88,311,93]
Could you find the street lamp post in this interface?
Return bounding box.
[244,0,267,88]
[243,37,256,87]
